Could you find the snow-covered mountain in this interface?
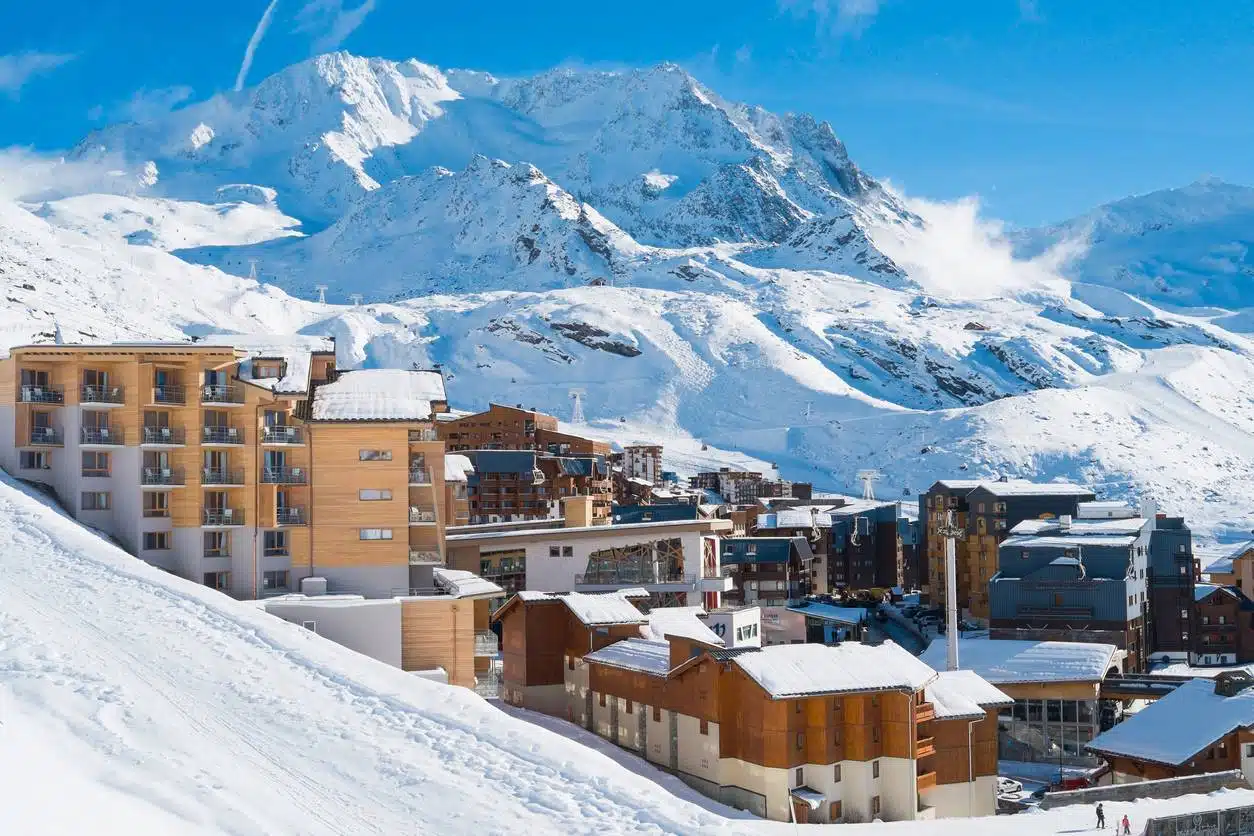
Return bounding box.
[9,51,1254,539]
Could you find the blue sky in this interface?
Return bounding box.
[2,0,1253,225]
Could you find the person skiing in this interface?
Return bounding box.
[1096,802,1106,829]
[1121,815,1131,835]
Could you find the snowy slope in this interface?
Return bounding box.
[5,472,1254,834]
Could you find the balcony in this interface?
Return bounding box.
[203,508,244,527]
[409,507,438,524]
[263,545,289,557]
[409,467,433,485]
[80,427,124,446]
[275,506,306,526]
[203,547,230,558]
[474,631,499,656]
[917,771,937,792]
[408,549,441,565]
[262,467,307,484]
[261,425,304,445]
[80,384,125,406]
[141,426,186,446]
[28,427,63,446]
[409,428,438,442]
[201,384,244,405]
[916,736,936,759]
[141,467,185,487]
[152,385,186,405]
[19,384,64,404]
[202,426,243,446]
[202,468,245,486]
[142,507,170,518]
[915,702,936,724]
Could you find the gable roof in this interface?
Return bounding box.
[443,454,474,483]
[925,670,1014,720]
[642,607,724,646]
[732,642,936,699]
[584,638,672,676]
[431,568,503,600]
[971,480,1094,498]
[310,369,446,421]
[203,333,335,395]
[509,590,647,627]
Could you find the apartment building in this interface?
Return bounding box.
[920,479,1095,618]
[719,537,816,608]
[622,444,663,485]
[461,448,613,525]
[438,402,610,456]
[502,605,1010,824]
[0,339,462,600]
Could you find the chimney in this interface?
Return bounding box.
[1060,514,1072,531]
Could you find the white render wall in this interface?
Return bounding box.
[675,714,720,785]
[920,775,998,818]
[262,598,402,668]
[524,527,712,593]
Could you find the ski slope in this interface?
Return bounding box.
[2,473,1254,834]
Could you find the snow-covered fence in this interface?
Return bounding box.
[1038,770,1249,810]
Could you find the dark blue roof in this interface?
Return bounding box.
[612,505,699,524]
[721,537,802,565]
[464,450,537,474]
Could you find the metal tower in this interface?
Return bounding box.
[937,510,967,671]
[568,388,587,425]
[247,258,259,281]
[349,293,364,307]
[856,469,881,501]
[315,285,328,305]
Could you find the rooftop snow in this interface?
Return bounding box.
[516,590,647,626]
[443,454,474,483]
[925,670,1013,720]
[432,568,503,599]
[921,638,1118,684]
[733,642,935,698]
[786,603,869,625]
[584,638,672,676]
[1009,518,1147,537]
[642,607,723,646]
[1077,501,1138,519]
[1194,583,1243,603]
[1000,534,1137,549]
[1088,677,1254,766]
[310,369,446,421]
[935,480,983,490]
[203,333,334,394]
[975,481,1094,497]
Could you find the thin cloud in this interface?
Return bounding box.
[735,45,753,66]
[0,52,75,96]
[235,0,280,92]
[779,0,883,36]
[94,85,194,124]
[295,0,378,53]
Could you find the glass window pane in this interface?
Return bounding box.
[1078,701,1094,725]
[1047,699,1062,723]
[1062,700,1078,723]
[1028,700,1043,722]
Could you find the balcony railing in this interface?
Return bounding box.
[28,427,63,446]
[142,467,185,486]
[142,507,170,518]
[261,425,304,445]
[80,427,123,445]
[203,508,244,526]
[916,736,936,759]
[575,570,690,586]
[204,547,230,558]
[916,771,937,791]
[263,545,289,557]
[20,384,64,404]
[202,468,245,486]
[409,507,438,524]
[262,467,307,484]
[201,384,244,404]
[409,428,438,442]
[275,506,306,526]
[202,426,243,445]
[915,702,936,724]
[141,426,186,445]
[409,467,432,485]
[152,385,186,405]
[474,631,499,656]
[408,549,441,565]
[80,384,125,404]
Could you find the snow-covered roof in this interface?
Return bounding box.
[935,479,982,490]
[310,369,446,421]
[584,638,672,676]
[925,670,1014,720]
[921,638,1118,684]
[1077,501,1138,519]
[786,603,869,625]
[514,590,647,626]
[432,568,503,599]
[443,454,474,483]
[1009,518,1147,537]
[1194,583,1243,603]
[759,507,835,529]
[1087,677,1254,766]
[204,333,335,394]
[642,607,723,646]
[733,642,936,698]
[1000,534,1137,549]
[975,480,1093,497]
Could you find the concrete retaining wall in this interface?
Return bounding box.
[1039,770,1249,809]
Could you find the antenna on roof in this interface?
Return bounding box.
[247,258,259,281]
[568,388,587,425]
[349,293,363,307]
[315,284,328,305]
[857,469,881,501]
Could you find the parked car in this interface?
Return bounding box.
[997,777,1023,795]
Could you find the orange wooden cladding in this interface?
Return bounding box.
[929,708,1000,785]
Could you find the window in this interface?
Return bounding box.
[1203,616,1211,625]
[264,530,289,556]
[599,693,606,708]
[653,706,661,722]
[81,491,110,511]
[796,732,805,749]
[746,544,757,555]
[81,451,110,477]
[871,796,881,817]
[549,546,560,557]
[794,768,803,787]
[1054,593,1064,607]
[1220,616,1227,625]
[566,655,575,671]
[358,489,393,501]
[829,802,842,822]
[1181,609,1189,618]
[870,695,878,708]
[872,728,879,743]
[833,764,841,782]
[204,571,231,591]
[358,449,393,461]
[699,719,709,735]
[873,760,880,779]
[796,701,803,714]
[204,531,228,557]
[359,529,394,540]
[977,502,986,513]
[142,531,170,550]
[994,519,1006,530]
[262,570,289,591]
[625,700,633,715]
[19,451,49,470]
[1180,565,1188,575]
[562,545,574,557]
[1129,595,1135,606]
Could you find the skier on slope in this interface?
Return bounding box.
[1121,814,1131,835]
[1096,802,1106,829]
